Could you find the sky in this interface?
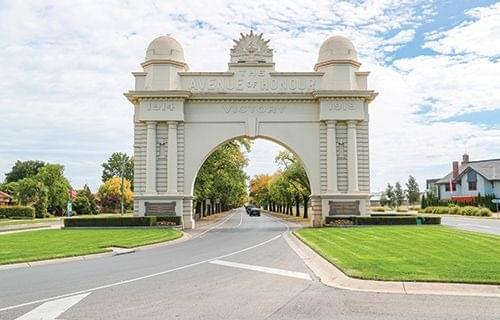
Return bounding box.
[0,0,499,193]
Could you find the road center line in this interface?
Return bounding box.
[210,259,312,281]
[192,210,238,239]
[0,233,282,313]
[15,293,90,320]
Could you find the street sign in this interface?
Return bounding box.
[67,201,72,217]
[492,199,500,204]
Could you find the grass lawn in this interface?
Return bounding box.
[294,226,500,284]
[0,228,182,265]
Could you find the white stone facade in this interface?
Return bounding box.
[125,32,377,229]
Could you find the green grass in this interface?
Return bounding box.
[294,226,500,284]
[0,228,182,265]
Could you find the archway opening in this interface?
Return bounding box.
[191,137,312,223]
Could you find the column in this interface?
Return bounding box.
[145,121,157,194]
[310,195,323,227]
[167,121,178,194]
[326,120,338,193]
[347,120,359,192]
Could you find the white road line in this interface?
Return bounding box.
[15,293,90,320]
[0,234,282,313]
[193,210,239,239]
[210,259,312,281]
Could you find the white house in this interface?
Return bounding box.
[431,154,500,202]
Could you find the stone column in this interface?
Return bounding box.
[326,120,338,193]
[167,121,178,194]
[310,195,323,227]
[347,120,359,192]
[145,121,157,194]
[183,196,195,229]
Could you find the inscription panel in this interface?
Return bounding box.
[181,71,321,93]
[145,201,176,216]
[320,99,365,121]
[329,200,360,216]
[139,100,184,121]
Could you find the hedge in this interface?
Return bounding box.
[423,206,492,217]
[64,216,156,227]
[0,206,35,219]
[370,213,416,217]
[325,215,441,226]
[155,216,182,226]
[371,207,386,212]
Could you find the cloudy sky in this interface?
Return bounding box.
[1,0,499,192]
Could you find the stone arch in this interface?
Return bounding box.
[125,32,377,229]
[188,134,316,197]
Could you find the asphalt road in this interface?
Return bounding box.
[1,208,499,320]
[442,215,500,235]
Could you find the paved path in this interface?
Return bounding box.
[442,216,500,235]
[0,208,499,319]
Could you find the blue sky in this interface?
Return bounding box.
[0,0,499,192]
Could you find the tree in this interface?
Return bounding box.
[5,160,46,183]
[73,185,98,215]
[405,175,420,206]
[379,192,388,207]
[101,153,134,188]
[385,184,395,208]
[98,177,133,212]
[15,178,48,218]
[394,182,404,208]
[249,174,273,208]
[194,140,250,215]
[274,151,311,218]
[35,164,71,215]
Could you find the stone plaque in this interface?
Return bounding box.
[145,201,176,216]
[329,201,360,216]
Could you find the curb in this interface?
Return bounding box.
[283,231,500,298]
[0,232,191,271]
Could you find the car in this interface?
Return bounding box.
[245,204,256,214]
[249,208,261,217]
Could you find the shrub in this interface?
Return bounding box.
[155,216,182,226]
[448,206,460,215]
[0,206,35,219]
[460,206,478,216]
[396,208,409,212]
[325,217,355,225]
[354,216,417,225]
[371,207,386,212]
[64,216,156,227]
[478,208,492,217]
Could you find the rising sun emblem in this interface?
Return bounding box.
[230,30,273,63]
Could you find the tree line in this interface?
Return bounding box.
[0,152,134,217]
[193,139,250,217]
[249,151,311,218]
[379,175,420,208]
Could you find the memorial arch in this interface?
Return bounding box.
[125,32,377,229]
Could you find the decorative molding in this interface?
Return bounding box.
[231,31,273,64]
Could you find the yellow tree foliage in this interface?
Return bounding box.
[98,177,133,209]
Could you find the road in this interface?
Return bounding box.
[442,215,500,235]
[0,208,499,320]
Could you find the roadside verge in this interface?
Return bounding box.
[283,231,500,298]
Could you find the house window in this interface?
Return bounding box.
[445,183,456,192]
[468,181,477,191]
[467,171,477,191]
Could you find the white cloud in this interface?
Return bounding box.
[0,0,499,195]
[424,2,500,57]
